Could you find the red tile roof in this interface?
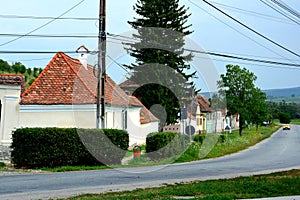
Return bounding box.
[130,96,159,124]
[20,52,158,123]
[21,52,132,106]
[0,74,25,93]
[186,94,212,118]
[195,94,212,113]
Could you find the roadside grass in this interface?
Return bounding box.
[64,169,300,200]
[128,125,280,165]
[41,165,110,173]
[202,125,279,159]
[291,119,300,125]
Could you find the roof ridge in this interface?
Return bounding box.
[21,53,60,98]
[60,52,97,99]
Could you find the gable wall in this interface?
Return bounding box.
[0,85,21,145]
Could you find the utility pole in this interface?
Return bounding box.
[96,0,106,129]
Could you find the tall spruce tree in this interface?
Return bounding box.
[125,0,197,128]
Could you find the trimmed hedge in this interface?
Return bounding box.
[11,128,129,168]
[146,132,189,160]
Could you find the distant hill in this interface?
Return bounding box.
[263,87,300,98]
[200,87,300,103]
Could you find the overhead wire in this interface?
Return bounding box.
[2,46,299,68]
[187,0,293,62]
[0,0,86,47]
[201,0,300,58]
[184,48,300,67]
[193,54,300,70]
[259,0,300,25]
[1,29,300,68]
[0,33,98,38]
[270,0,300,19]
[107,33,300,63]
[106,54,131,74]
[0,14,98,21]
[209,1,297,25]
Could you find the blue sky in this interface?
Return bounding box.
[0,0,300,92]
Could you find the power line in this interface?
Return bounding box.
[193,54,300,70]
[0,0,86,47]
[202,0,300,58]
[270,0,300,19]
[2,48,299,68]
[0,33,98,38]
[1,31,300,69]
[187,0,292,62]
[184,48,300,67]
[0,14,98,21]
[0,33,137,44]
[209,1,297,25]
[259,0,300,26]
[108,33,300,62]
[107,54,131,74]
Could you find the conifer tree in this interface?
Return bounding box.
[125,0,197,127]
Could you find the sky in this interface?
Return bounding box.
[0,0,300,92]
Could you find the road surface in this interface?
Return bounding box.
[0,125,299,200]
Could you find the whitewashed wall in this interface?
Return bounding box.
[19,104,157,146]
[0,85,21,145]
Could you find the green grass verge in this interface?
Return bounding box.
[40,165,110,173]
[63,169,300,200]
[203,125,280,159]
[127,125,280,165]
[291,119,300,125]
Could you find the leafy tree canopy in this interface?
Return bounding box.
[218,64,267,136]
[0,58,42,88]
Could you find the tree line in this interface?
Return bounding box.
[0,59,42,88]
[266,100,300,123]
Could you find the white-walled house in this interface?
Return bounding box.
[163,94,239,134]
[0,52,159,146]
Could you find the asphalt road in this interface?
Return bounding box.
[0,125,299,200]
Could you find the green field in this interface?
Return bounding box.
[269,96,300,103]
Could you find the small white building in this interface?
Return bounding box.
[0,52,159,146]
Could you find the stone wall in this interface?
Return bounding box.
[0,145,11,163]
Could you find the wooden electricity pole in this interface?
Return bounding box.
[96,0,106,129]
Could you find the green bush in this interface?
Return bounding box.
[146,132,189,160]
[279,112,291,124]
[194,134,206,144]
[11,128,129,168]
[0,162,5,168]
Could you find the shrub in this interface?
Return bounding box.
[279,112,291,124]
[146,132,189,160]
[0,162,5,168]
[194,134,206,144]
[11,128,129,168]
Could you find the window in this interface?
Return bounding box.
[197,118,202,125]
[122,110,127,130]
